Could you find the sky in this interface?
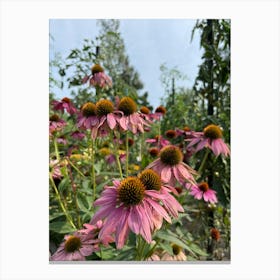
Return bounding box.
[49,19,203,108]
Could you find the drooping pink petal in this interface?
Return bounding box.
[194,191,203,199]
[145,158,161,170]
[115,209,130,249]
[186,137,201,148]
[196,138,208,152]
[107,113,116,129]
[136,205,152,243]
[128,207,141,234]
[119,116,128,130]
[98,207,123,239]
[161,165,171,183]
[146,198,171,223]
[79,245,94,256]
[90,205,115,224]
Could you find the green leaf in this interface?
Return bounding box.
[77,192,92,213]
[156,231,189,251]
[49,211,75,222]
[159,242,173,256]
[49,221,76,234]
[58,177,70,193]
[187,242,208,257]
[115,246,136,261]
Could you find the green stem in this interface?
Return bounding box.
[157,120,161,149]
[197,149,210,178]
[49,175,76,229]
[113,132,123,179]
[146,240,158,259]
[53,137,60,161]
[140,132,144,163]
[74,189,81,228]
[125,131,129,177]
[68,159,86,178]
[91,138,96,202]
[136,235,147,261]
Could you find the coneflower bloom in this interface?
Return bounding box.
[189,182,218,204]
[161,244,187,261]
[91,99,123,139]
[118,97,150,134]
[165,130,177,139]
[175,126,192,137]
[49,114,66,134]
[82,64,112,89]
[149,147,160,157]
[79,222,114,247]
[106,153,126,165]
[90,177,172,249]
[187,124,230,157]
[138,169,184,218]
[146,145,197,186]
[146,135,170,149]
[71,130,86,140]
[52,97,77,115]
[50,232,95,261]
[154,105,167,117]
[77,102,99,130]
[56,137,67,145]
[140,106,161,122]
[50,159,62,179]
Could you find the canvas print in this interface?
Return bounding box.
[49,19,230,262]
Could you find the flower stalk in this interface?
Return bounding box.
[197,148,210,178]
[125,131,129,177]
[91,138,96,202]
[49,175,77,229]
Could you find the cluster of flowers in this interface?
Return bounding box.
[49,64,230,261]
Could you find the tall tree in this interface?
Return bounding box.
[192,19,230,140]
[97,19,145,100]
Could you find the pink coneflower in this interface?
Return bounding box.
[49,114,66,134]
[154,105,167,117]
[117,97,150,134]
[50,232,95,261]
[165,130,177,139]
[187,124,230,157]
[149,147,160,157]
[82,64,112,89]
[91,99,123,139]
[77,102,99,130]
[146,135,170,149]
[50,159,62,179]
[146,145,197,186]
[176,126,192,137]
[138,169,184,218]
[90,177,172,249]
[161,244,187,261]
[52,97,77,115]
[79,222,114,247]
[106,153,126,165]
[189,182,218,204]
[140,106,161,123]
[56,136,67,145]
[71,130,86,140]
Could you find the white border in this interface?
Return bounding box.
[0,0,279,280]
